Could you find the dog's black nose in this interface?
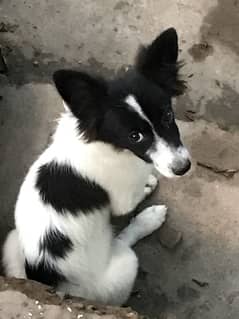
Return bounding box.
[172,159,191,176]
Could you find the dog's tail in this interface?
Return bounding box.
[2,229,26,278]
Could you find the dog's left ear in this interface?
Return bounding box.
[53,70,108,116]
[136,28,186,95]
[53,70,108,139]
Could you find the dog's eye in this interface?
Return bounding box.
[129,131,144,143]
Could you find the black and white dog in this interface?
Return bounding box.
[2,28,191,305]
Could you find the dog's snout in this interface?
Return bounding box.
[172,159,191,176]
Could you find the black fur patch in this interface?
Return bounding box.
[25,259,65,287]
[36,162,109,215]
[136,28,186,96]
[40,228,73,259]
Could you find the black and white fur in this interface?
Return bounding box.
[2,28,191,305]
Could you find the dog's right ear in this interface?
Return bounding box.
[53,70,108,118]
[135,28,186,96]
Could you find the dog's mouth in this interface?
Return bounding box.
[154,158,191,178]
[148,145,191,178]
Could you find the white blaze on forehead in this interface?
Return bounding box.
[125,95,152,125]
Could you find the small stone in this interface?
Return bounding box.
[75,303,85,310]
[0,22,8,32]
[28,313,33,317]
[86,305,97,311]
[158,223,182,249]
[0,22,18,33]
[33,60,39,67]
[126,312,137,318]
[77,315,84,319]
[67,306,72,312]
[46,287,56,294]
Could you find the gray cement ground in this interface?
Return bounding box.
[0,0,239,318]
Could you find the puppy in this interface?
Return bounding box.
[2,28,190,305]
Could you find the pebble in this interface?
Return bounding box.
[33,60,39,67]
[158,223,182,249]
[67,306,72,313]
[126,312,137,318]
[76,303,85,310]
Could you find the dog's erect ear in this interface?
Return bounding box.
[53,70,108,140]
[53,70,108,118]
[136,28,186,95]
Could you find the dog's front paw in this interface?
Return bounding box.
[135,205,167,234]
[144,174,159,196]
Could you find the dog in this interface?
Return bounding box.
[2,28,191,306]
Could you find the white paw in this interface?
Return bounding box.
[134,205,167,234]
[144,174,159,196]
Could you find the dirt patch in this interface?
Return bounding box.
[0,276,140,319]
[177,285,200,301]
[200,0,239,55]
[0,41,115,86]
[188,42,214,62]
[114,1,129,10]
[205,84,239,130]
[0,22,19,33]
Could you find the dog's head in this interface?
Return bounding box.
[53,28,191,178]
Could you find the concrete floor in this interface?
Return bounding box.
[0,0,239,318]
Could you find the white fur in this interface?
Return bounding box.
[147,141,190,178]
[144,174,159,196]
[2,229,26,278]
[126,95,151,124]
[2,110,165,306]
[117,205,167,246]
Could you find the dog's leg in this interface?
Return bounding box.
[117,205,167,247]
[94,205,166,305]
[144,174,159,197]
[2,229,26,278]
[95,240,138,305]
[57,241,138,306]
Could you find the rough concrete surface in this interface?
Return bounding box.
[0,0,239,318]
[0,276,140,319]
